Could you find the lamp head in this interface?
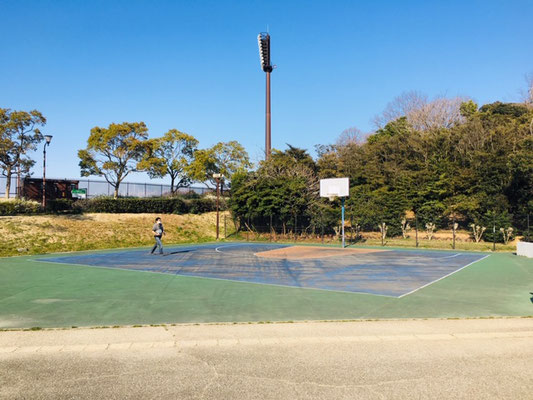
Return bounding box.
[257,32,273,72]
[44,135,53,145]
[212,173,222,179]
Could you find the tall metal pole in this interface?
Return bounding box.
[42,144,47,208]
[216,177,220,240]
[341,197,345,248]
[265,71,271,159]
[258,32,273,160]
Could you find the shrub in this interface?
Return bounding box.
[1,195,223,215]
[83,197,188,214]
[0,200,43,216]
[46,199,83,214]
[79,196,223,214]
[187,197,217,214]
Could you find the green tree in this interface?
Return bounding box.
[187,141,251,188]
[78,122,149,198]
[230,146,319,235]
[138,129,198,193]
[0,108,46,198]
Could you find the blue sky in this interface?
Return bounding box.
[1,0,532,183]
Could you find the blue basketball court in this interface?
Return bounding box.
[38,243,488,298]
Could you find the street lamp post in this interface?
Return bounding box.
[42,135,53,208]
[257,32,273,160]
[213,173,222,240]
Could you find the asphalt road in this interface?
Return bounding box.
[1,318,532,399]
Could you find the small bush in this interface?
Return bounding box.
[187,197,217,214]
[46,199,83,214]
[0,200,43,216]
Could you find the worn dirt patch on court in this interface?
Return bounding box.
[254,246,386,260]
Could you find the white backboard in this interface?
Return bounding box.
[320,178,349,198]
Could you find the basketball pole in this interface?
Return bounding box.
[341,197,345,248]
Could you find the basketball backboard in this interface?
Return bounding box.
[320,178,349,199]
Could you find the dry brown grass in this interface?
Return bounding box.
[235,229,516,252]
[0,212,234,257]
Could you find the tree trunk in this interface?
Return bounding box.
[170,175,175,194]
[4,168,12,199]
[113,185,119,199]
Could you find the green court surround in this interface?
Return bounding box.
[0,244,532,329]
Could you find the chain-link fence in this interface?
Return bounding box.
[0,176,210,199]
[76,179,209,198]
[0,176,18,198]
[233,210,533,246]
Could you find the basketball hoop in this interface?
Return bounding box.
[319,178,350,248]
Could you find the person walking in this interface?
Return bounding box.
[151,217,165,255]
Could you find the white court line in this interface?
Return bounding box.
[439,253,461,259]
[215,243,284,253]
[398,254,490,298]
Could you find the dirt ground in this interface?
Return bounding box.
[255,246,385,259]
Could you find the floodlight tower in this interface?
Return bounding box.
[257,32,273,160]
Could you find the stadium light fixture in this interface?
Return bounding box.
[257,32,273,160]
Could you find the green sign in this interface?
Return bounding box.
[72,188,87,199]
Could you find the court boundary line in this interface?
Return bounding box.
[215,243,288,253]
[397,254,490,298]
[30,258,399,298]
[30,248,491,300]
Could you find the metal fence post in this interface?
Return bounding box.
[492,214,496,252]
[527,213,530,242]
[452,213,456,250]
[350,215,353,244]
[269,214,273,242]
[294,214,297,242]
[415,214,419,247]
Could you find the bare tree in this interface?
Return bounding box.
[410,96,467,131]
[373,91,428,129]
[522,72,533,136]
[373,91,468,131]
[521,72,533,105]
[336,126,368,146]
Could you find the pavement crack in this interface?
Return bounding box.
[181,352,220,399]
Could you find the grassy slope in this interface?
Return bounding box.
[0,212,233,257]
[0,212,518,257]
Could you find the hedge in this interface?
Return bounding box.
[0,196,225,216]
[0,200,43,215]
[82,197,189,214]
